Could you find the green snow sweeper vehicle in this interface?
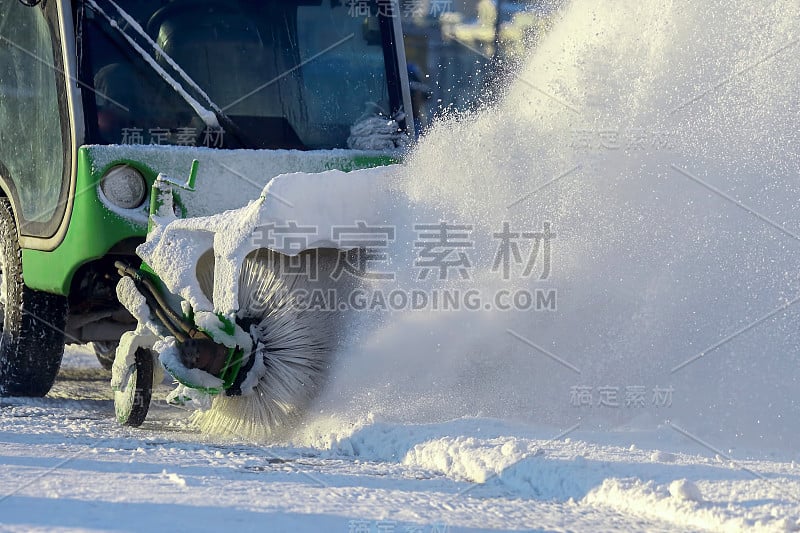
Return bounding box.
[0,0,412,429]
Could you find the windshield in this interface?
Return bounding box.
[79,0,391,150]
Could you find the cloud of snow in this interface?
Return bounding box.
[309,0,800,452]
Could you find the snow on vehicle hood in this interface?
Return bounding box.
[86,144,400,218]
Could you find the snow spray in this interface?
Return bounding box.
[309,0,800,450]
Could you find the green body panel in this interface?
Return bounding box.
[21,145,399,296]
[22,148,151,295]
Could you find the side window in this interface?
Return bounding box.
[0,2,66,233]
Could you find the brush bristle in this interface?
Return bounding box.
[191,249,342,440]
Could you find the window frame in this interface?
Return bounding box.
[77,0,413,149]
[0,0,73,240]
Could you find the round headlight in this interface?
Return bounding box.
[100,165,147,210]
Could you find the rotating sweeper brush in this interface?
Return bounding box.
[114,248,343,438]
[109,161,377,439]
[191,249,343,437]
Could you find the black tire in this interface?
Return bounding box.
[0,199,68,397]
[114,348,154,427]
[94,341,117,371]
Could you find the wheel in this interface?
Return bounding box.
[0,199,68,397]
[94,341,117,371]
[114,348,154,427]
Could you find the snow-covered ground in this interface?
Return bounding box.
[0,346,797,532]
[3,0,800,531]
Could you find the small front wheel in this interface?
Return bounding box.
[114,348,154,427]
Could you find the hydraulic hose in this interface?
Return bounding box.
[115,261,208,343]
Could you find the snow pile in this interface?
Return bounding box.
[160,469,188,488]
[403,436,529,483]
[668,478,703,502]
[651,451,677,463]
[287,415,800,529]
[585,478,793,532]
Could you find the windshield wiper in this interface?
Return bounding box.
[85,0,251,146]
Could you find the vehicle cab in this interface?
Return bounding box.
[0,0,412,395]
